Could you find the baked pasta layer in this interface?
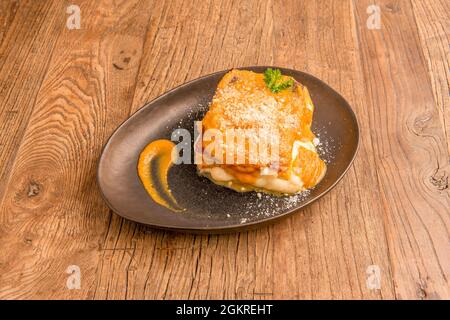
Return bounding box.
[197,69,326,194]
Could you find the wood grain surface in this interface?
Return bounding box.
[0,0,448,300]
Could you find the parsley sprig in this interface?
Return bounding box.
[264,68,294,93]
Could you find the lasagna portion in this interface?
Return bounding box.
[197,69,326,195]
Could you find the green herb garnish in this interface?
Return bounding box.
[264,68,294,93]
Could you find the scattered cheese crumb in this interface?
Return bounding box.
[313,137,320,146]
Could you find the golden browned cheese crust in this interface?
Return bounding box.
[199,69,326,192]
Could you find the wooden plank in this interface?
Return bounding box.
[353,0,449,299]
[95,0,395,299]
[0,0,154,299]
[95,0,276,300]
[0,0,19,44]
[270,0,395,299]
[411,0,450,155]
[0,0,65,200]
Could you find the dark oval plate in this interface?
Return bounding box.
[98,66,359,233]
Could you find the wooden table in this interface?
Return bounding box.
[0,0,448,300]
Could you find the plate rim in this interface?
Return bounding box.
[97,66,361,232]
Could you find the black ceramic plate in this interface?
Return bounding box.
[97,66,359,233]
